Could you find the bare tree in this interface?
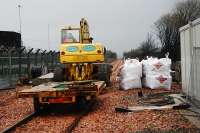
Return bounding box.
[105,50,117,59]
[175,0,200,24]
[155,0,200,61]
[123,34,159,60]
[155,13,179,60]
[138,34,159,58]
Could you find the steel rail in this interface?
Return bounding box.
[65,101,95,133]
[1,111,37,133]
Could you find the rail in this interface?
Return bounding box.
[1,111,37,133]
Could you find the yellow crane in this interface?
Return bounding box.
[55,18,109,83]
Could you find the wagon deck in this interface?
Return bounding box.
[17,80,106,100]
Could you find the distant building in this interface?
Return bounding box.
[0,31,21,48]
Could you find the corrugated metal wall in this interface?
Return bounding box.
[180,18,200,101]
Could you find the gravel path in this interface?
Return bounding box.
[0,86,33,132]
[0,60,199,133]
[14,108,77,133]
[73,88,198,133]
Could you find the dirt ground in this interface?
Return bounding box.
[74,87,199,133]
[0,86,33,132]
[0,60,199,133]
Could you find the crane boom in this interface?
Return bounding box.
[80,18,92,43]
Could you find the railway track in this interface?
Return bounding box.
[111,60,122,72]
[110,60,123,83]
[1,111,37,133]
[65,101,95,133]
[1,101,95,133]
[113,60,123,74]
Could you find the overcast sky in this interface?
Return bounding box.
[0,0,180,56]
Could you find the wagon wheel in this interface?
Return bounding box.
[33,97,42,113]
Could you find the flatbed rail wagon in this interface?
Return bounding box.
[17,18,111,112]
[17,79,106,112]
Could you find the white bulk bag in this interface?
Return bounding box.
[142,57,171,76]
[120,59,142,90]
[120,76,142,90]
[121,59,142,78]
[144,74,172,90]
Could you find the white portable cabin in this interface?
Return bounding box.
[179,18,200,101]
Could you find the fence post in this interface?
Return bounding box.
[18,47,25,77]
[47,51,52,71]
[0,58,3,75]
[55,52,60,66]
[51,51,55,69]
[35,49,40,66]
[0,46,4,75]
[44,53,48,71]
[27,48,33,79]
[41,50,46,66]
[49,50,53,70]
[8,47,15,87]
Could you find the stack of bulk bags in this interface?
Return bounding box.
[142,57,172,90]
[120,59,142,90]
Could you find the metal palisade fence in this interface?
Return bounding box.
[0,45,60,89]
